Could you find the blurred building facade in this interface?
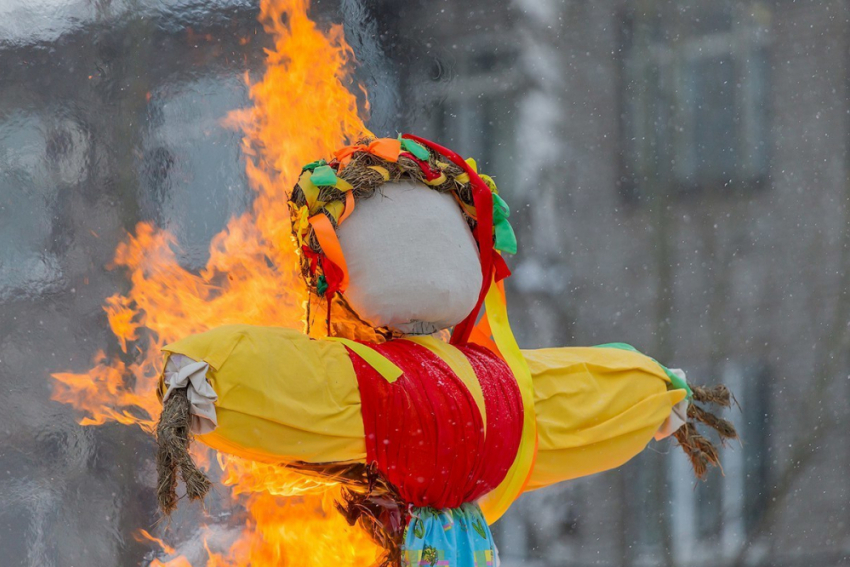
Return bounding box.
[0,1,848,566]
[381,1,850,566]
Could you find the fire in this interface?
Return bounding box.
[51,0,382,565]
[137,529,177,555]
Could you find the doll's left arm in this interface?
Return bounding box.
[521,344,735,492]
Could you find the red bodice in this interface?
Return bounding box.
[347,340,524,509]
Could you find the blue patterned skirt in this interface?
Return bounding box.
[402,503,498,567]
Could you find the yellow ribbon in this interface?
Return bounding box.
[324,201,345,224]
[289,203,310,247]
[404,336,487,430]
[298,170,322,213]
[476,279,538,525]
[424,172,448,186]
[368,166,391,181]
[335,178,354,192]
[479,173,498,194]
[325,337,403,383]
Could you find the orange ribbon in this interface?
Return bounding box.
[337,191,355,225]
[334,138,401,170]
[309,213,349,292]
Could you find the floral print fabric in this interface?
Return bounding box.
[402,503,498,567]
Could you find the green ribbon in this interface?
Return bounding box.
[302,159,327,172]
[310,165,338,187]
[594,343,692,398]
[317,275,329,297]
[492,193,517,255]
[400,137,430,161]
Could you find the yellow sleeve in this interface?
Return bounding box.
[522,346,687,491]
[162,324,366,465]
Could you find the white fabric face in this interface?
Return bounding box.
[162,354,217,435]
[336,181,483,334]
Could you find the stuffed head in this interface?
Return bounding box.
[288,134,516,339]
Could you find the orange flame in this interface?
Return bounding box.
[137,529,177,555]
[51,0,382,565]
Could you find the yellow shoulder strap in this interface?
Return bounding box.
[404,335,488,431]
[325,337,403,383]
[476,280,538,525]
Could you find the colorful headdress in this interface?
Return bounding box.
[288,133,517,344]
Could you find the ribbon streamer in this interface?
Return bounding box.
[326,337,403,383]
[335,138,402,170]
[475,280,538,525]
[309,213,350,293]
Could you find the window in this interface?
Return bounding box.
[617,3,771,203]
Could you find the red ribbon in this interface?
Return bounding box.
[400,152,442,182]
[321,256,345,299]
[302,245,344,300]
[301,245,320,274]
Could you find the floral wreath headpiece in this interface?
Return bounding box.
[288,133,516,344]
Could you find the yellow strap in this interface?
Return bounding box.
[476,279,538,525]
[424,172,448,186]
[289,203,311,247]
[368,165,390,181]
[404,336,487,431]
[298,170,321,212]
[326,337,403,383]
[323,201,345,224]
[334,177,354,192]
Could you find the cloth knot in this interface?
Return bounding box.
[162,354,217,435]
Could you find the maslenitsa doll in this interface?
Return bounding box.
[156,134,737,567]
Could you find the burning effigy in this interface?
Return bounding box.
[155,133,738,566]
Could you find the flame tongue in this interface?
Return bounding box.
[52,0,381,564]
